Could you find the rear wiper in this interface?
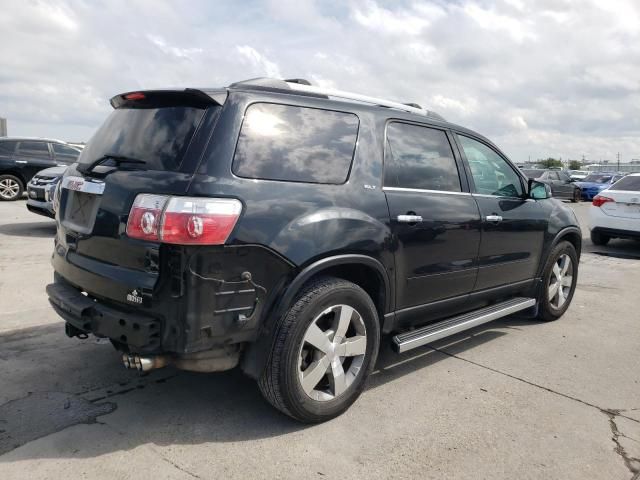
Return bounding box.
[77,153,146,174]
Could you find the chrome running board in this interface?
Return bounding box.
[392,297,536,353]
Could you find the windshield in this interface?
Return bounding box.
[582,174,612,183]
[522,169,544,178]
[79,106,206,172]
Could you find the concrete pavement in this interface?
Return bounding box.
[1,199,639,479]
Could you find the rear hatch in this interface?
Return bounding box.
[597,176,640,219]
[54,89,224,303]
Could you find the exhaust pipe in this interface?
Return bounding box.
[122,353,170,372]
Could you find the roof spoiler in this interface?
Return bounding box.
[110,89,227,109]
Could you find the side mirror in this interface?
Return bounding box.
[528,179,552,200]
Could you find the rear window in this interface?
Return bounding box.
[79,106,205,172]
[232,103,359,184]
[609,176,640,191]
[522,169,544,178]
[583,174,612,183]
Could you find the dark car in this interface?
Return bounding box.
[574,173,626,200]
[26,165,68,218]
[0,138,81,201]
[521,168,581,202]
[46,78,581,422]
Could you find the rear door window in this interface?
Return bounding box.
[232,103,359,184]
[384,122,461,192]
[17,141,51,158]
[78,106,206,172]
[609,176,640,191]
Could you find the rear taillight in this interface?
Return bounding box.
[126,194,168,241]
[126,194,242,245]
[592,195,614,207]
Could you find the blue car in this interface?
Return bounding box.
[574,173,625,200]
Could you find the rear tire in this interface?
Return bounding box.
[0,174,24,201]
[258,276,380,423]
[590,230,610,246]
[571,188,581,203]
[537,241,578,322]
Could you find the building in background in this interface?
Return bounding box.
[0,117,6,136]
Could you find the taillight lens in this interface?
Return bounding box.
[126,194,242,245]
[592,195,614,207]
[126,194,169,241]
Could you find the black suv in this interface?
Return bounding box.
[46,78,581,422]
[0,137,81,201]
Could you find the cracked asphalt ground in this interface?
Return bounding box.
[1,199,639,480]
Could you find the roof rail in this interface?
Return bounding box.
[285,81,446,121]
[227,77,445,121]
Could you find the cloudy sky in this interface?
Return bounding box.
[1,0,639,163]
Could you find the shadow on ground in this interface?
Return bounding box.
[0,317,536,460]
[0,221,56,238]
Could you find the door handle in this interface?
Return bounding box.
[485,215,503,222]
[15,160,27,164]
[397,214,423,223]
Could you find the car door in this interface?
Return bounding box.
[455,133,548,292]
[383,122,481,325]
[557,171,575,198]
[545,171,563,198]
[14,141,55,181]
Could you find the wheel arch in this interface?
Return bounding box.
[241,254,393,379]
[0,170,27,186]
[538,226,582,277]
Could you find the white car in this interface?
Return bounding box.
[589,173,640,245]
[569,169,590,181]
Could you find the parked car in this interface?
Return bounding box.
[574,173,626,200]
[568,170,590,181]
[26,165,68,218]
[46,78,581,423]
[589,173,640,245]
[521,168,581,202]
[0,137,81,201]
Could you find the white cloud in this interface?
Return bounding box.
[0,0,639,163]
[236,45,282,78]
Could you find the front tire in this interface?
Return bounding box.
[590,230,610,246]
[258,276,380,423]
[537,241,578,321]
[0,174,24,201]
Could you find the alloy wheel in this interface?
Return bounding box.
[0,178,20,200]
[298,304,367,401]
[548,254,574,309]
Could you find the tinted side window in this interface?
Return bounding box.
[548,171,560,180]
[17,141,50,157]
[233,103,359,184]
[52,143,81,164]
[459,135,523,197]
[0,140,17,154]
[384,123,461,192]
